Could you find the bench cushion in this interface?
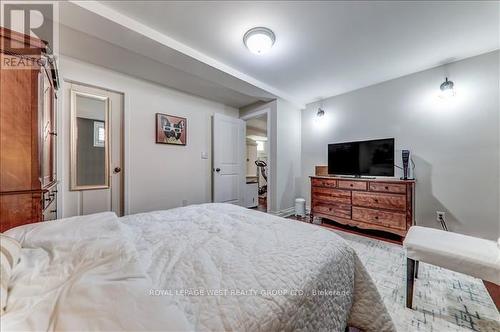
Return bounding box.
[404,226,500,285]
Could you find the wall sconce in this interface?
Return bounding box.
[440,77,455,99]
[317,108,325,117]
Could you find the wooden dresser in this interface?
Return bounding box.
[310,176,415,237]
[0,28,59,232]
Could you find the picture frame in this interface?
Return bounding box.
[155,113,187,145]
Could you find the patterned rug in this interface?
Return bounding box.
[331,230,500,332]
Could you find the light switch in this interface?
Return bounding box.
[201,152,209,159]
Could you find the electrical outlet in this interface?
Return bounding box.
[436,211,445,222]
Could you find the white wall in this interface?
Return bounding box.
[276,99,302,214]
[241,101,278,212]
[301,51,500,240]
[59,56,238,217]
[240,99,302,215]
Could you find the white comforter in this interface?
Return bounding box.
[3,203,395,331]
[3,212,189,331]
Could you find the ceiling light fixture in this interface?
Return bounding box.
[440,77,455,99]
[317,108,325,117]
[243,27,275,55]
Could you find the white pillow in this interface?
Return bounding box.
[0,233,21,314]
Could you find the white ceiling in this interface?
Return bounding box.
[100,1,499,106]
[58,2,278,108]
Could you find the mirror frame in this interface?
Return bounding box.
[70,90,110,191]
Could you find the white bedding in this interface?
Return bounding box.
[2,213,189,331]
[3,203,395,332]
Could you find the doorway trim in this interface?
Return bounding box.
[241,108,272,213]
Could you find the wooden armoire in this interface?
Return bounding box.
[0,28,59,232]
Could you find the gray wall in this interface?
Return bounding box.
[301,51,499,240]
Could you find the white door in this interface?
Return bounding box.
[246,143,258,176]
[67,82,123,216]
[213,113,245,205]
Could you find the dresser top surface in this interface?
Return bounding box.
[310,175,416,183]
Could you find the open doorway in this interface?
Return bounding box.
[244,114,268,212]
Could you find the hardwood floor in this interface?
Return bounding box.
[483,280,500,311]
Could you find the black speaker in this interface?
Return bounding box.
[402,150,410,180]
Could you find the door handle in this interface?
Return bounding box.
[215,168,221,173]
[114,167,122,173]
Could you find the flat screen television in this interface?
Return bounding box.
[328,138,394,177]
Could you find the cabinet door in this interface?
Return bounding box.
[0,60,40,192]
[40,69,56,187]
[50,92,57,183]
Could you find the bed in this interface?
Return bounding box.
[2,203,395,331]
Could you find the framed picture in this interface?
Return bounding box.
[156,113,187,145]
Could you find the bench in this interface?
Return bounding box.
[403,226,500,310]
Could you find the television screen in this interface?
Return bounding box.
[328,138,394,176]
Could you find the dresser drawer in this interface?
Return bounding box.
[312,187,351,204]
[313,203,351,219]
[338,180,367,191]
[311,178,337,188]
[369,182,407,194]
[352,207,406,230]
[352,191,406,211]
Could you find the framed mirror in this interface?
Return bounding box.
[70,90,110,190]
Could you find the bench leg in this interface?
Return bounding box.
[406,258,415,309]
[415,260,419,279]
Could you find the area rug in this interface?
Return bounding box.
[331,230,500,332]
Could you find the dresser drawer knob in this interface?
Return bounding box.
[375,216,379,220]
[350,184,353,187]
[385,186,389,190]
